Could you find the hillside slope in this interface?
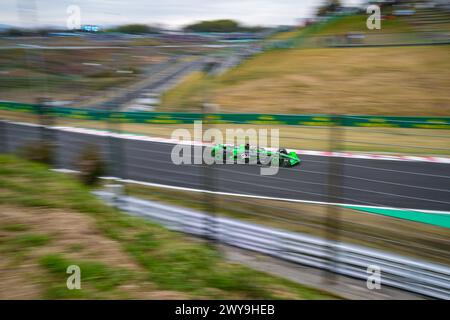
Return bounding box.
[161,45,450,115]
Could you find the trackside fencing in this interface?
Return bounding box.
[95,190,450,300]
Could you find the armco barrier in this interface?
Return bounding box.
[1,101,449,129]
[95,190,450,299]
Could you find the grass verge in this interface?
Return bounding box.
[0,154,338,299]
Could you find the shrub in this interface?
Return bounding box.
[20,140,54,165]
[76,144,106,186]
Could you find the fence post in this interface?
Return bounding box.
[0,119,7,154]
[36,97,56,165]
[202,104,218,243]
[201,59,219,243]
[323,114,345,284]
[107,109,128,210]
[107,110,126,180]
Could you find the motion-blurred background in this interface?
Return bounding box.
[0,0,449,300]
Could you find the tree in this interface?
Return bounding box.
[113,24,159,34]
[316,0,342,17]
[5,28,26,36]
[183,19,253,32]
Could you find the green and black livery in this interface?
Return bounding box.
[211,144,301,167]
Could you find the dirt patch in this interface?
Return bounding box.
[0,256,43,299]
[0,205,186,299]
[0,205,141,270]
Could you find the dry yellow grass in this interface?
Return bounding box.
[161,46,450,116]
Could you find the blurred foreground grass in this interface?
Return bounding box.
[0,154,338,299]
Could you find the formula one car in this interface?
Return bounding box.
[210,144,301,167]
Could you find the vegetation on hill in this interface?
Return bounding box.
[316,0,342,17]
[314,14,412,35]
[183,19,264,33]
[161,45,450,116]
[111,24,160,34]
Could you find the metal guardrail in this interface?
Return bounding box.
[95,190,450,300]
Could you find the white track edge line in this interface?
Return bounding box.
[5,120,450,164]
[50,168,450,215]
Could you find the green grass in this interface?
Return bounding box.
[40,254,133,299]
[161,71,210,111]
[1,223,30,232]
[269,28,305,40]
[127,231,259,295]
[315,15,412,35]
[10,233,51,247]
[0,232,51,264]
[1,233,51,251]
[268,14,412,46]
[0,154,338,299]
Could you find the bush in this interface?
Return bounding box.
[20,140,54,165]
[76,144,106,186]
[183,19,265,33]
[113,24,159,34]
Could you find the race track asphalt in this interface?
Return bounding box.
[3,121,450,212]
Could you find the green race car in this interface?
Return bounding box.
[210,144,301,167]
